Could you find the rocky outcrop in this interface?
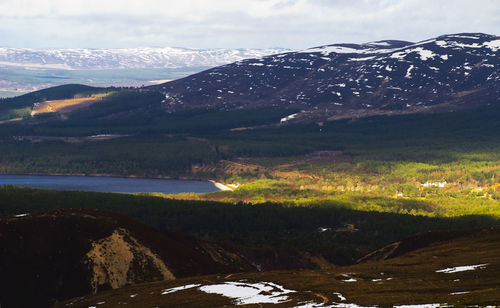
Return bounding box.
[85,228,175,292]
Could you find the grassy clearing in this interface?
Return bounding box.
[172,148,500,217]
[31,92,114,116]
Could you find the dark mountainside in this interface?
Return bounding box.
[150,33,500,121]
[0,208,331,307]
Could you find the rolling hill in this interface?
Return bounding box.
[150,33,500,121]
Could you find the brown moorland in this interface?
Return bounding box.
[67,227,500,307]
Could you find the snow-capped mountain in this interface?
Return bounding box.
[150,33,500,120]
[0,47,289,70]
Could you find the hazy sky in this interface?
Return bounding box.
[0,0,498,49]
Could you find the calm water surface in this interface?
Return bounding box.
[0,174,220,194]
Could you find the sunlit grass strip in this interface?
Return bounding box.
[31,92,115,116]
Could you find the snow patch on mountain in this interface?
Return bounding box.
[147,33,500,117]
[0,47,290,70]
[484,40,500,51]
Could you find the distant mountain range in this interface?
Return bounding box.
[0,47,290,70]
[150,33,500,120]
[3,33,499,120]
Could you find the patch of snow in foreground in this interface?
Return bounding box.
[14,213,29,217]
[161,284,201,295]
[449,291,470,295]
[293,302,376,308]
[436,264,488,274]
[333,292,346,301]
[199,281,294,305]
[393,305,448,308]
[339,273,358,283]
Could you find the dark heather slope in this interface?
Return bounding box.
[149,33,500,121]
[0,209,326,308]
[0,209,229,307]
[67,226,500,307]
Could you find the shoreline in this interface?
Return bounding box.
[0,171,206,181]
[210,181,234,191]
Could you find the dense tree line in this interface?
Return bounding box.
[0,186,498,264]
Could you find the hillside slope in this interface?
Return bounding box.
[150,33,500,120]
[67,226,500,307]
[0,208,329,307]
